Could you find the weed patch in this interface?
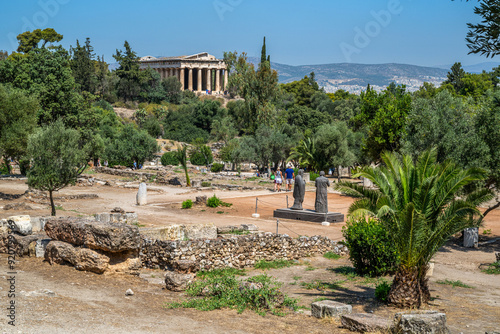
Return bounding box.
[323,252,341,260]
[254,259,296,270]
[481,261,500,275]
[436,279,473,288]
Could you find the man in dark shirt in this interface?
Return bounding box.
[285,165,295,192]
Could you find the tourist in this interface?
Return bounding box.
[271,171,276,191]
[275,168,283,192]
[285,164,295,192]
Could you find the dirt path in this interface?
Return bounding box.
[0,175,499,333]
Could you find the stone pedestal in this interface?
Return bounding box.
[463,227,478,248]
[137,182,147,206]
[273,208,344,223]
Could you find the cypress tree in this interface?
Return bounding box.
[261,37,267,64]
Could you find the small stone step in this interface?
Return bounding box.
[341,313,393,333]
[311,300,352,318]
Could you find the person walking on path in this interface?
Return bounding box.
[271,171,277,192]
[285,165,295,192]
[275,168,283,192]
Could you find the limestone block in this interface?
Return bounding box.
[311,300,352,318]
[341,313,393,333]
[183,223,217,240]
[35,238,51,258]
[191,180,201,187]
[95,213,111,223]
[44,240,78,265]
[45,240,110,274]
[165,271,194,292]
[172,260,198,273]
[136,182,147,205]
[44,218,141,252]
[463,227,478,248]
[393,311,448,334]
[241,224,258,231]
[217,225,239,234]
[8,215,32,235]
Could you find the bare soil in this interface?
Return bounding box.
[0,172,499,333]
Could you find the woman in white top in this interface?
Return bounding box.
[275,168,283,192]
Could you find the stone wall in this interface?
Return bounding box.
[141,233,348,271]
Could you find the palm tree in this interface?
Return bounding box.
[334,148,492,308]
[288,137,320,171]
[174,145,190,187]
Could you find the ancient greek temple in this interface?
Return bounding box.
[139,52,227,93]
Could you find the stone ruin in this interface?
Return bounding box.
[0,214,348,279]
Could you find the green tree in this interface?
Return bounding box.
[27,120,88,216]
[0,50,8,61]
[189,138,213,167]
[281,74,321,107]
[465,0,500,58]
[261,36,267,64]
[443,62,466,94]
[162,76,182,103]
[70,38,97,93]
[16,28,63,53]
[335,148,492,308]
[0,46,84,125]
[104,124,158,167]
[0,85,39,173]
[352,84,411,161]
[224,46,280,133]
[113,41,141,101]
[210,116,237,145]
[314,122,358,179]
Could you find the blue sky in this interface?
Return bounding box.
[0,0,492,68]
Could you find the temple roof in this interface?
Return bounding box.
[139,52,219,62]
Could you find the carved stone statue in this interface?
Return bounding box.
[290,169,306,210]
[314,171,330,213]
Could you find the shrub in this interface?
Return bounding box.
[93,99,114,112]
[207,194,222,207]
[201,181,211,187]
[161,151,179,166]
[182,199,193,209]
[375,281,391,302]
[166,271,297,316]
[211,162,224,173]
[206,194,232,208]
[309,172,320,182]
[342,217,399,277]
[190,150,213,166]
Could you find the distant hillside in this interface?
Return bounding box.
[248,57,448,93]
[435,62,500,74]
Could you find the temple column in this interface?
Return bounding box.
[188,68,193,91]
[215,69,221,92]
[197,68,202,92]
[180,68,185,90]
[224,69,228,91]
[167,68,171,77]
[206,68,211,91]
